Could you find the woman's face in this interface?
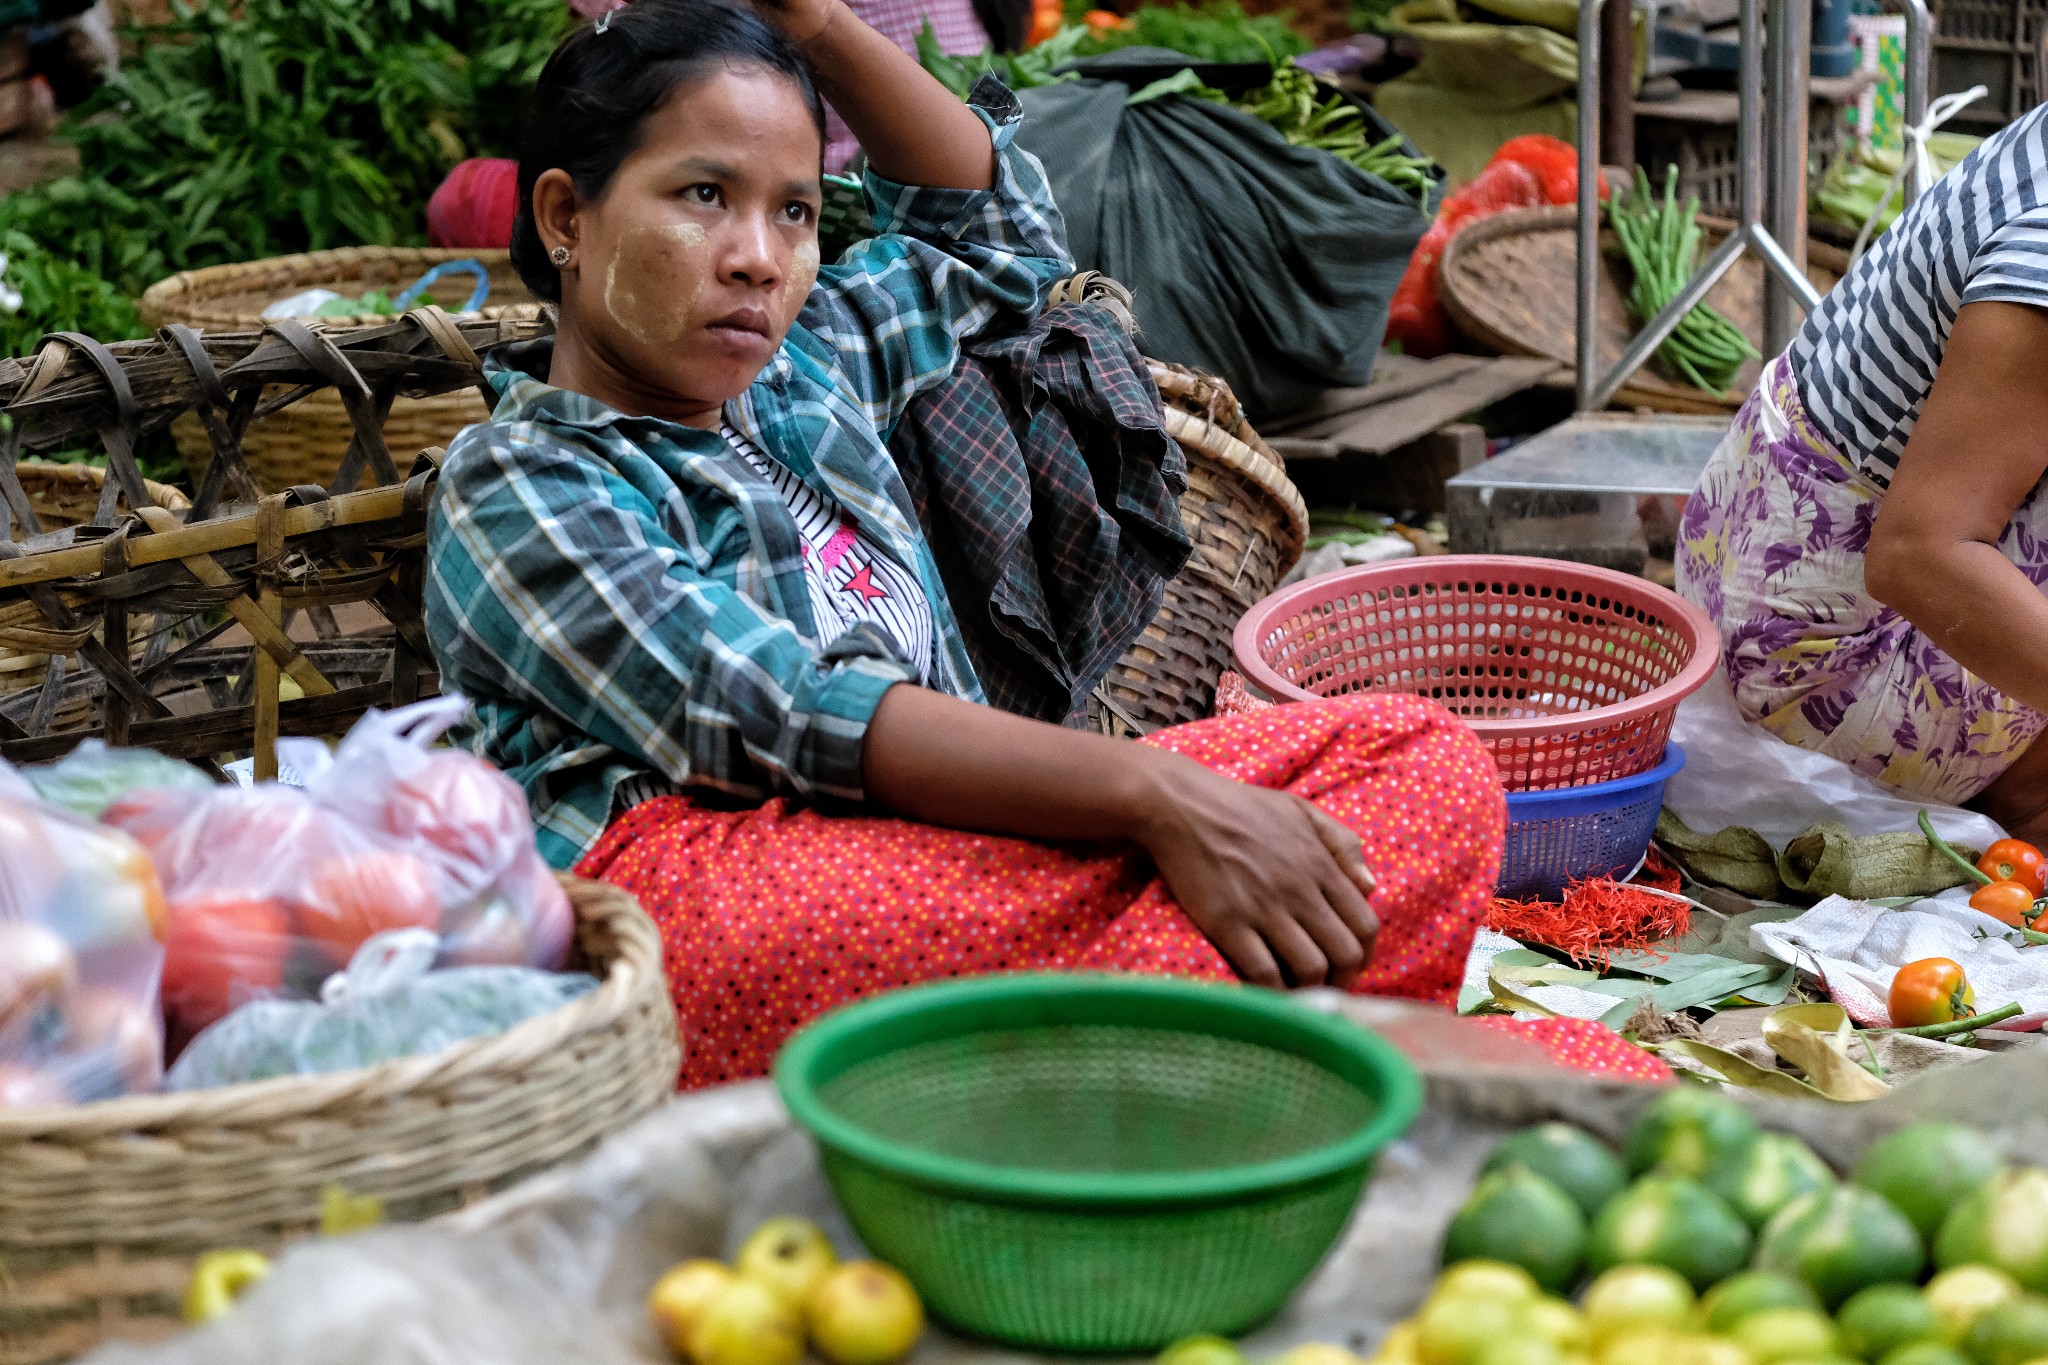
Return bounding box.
[551,64,824,415]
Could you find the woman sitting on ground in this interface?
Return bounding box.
[426,0,1516,1089]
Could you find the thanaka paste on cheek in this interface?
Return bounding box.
[602,220,709,347]
[782,239,820,320]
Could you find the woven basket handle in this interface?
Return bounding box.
[265,319,399,492]
[35,332,153,523]
[161,322,263,521]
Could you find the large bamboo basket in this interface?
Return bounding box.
[140,248,542,491]
[0,876,681,1365]
[1088,362,1308,734]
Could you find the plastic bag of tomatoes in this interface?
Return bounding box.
[103,697,573,1056]
[0,765,169,1107]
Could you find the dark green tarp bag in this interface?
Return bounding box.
[1015,52,1432,422]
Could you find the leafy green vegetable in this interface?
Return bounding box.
[1234,63,1433,198]
[1609,166,1760,395]
[0,231,143,358]
[0,0,569,350]
[920,1,1307,98]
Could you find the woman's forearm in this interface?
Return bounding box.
[792,0,997,190]
[861,683,1170,841]
[1870,539,2048,715]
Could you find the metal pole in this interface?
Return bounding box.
[1602,0,1635,171]
[1764,0,1812,354]
[1576,0,1602,411]
[1902,0,1932,198]
[1587,233,1751,409]
[1737,0,1765,229]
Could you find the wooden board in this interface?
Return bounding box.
[1437,204,1848,414]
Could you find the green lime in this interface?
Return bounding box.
[1701,1270,1825,1333]
[1707,1133,1838,1230]
[1519,1298,1589,1354]
[1442,1168,1588,1293]
[1731,1307,1841,1364]
[1487,1124,1630,1220]
[1470,1340,1567,1365]
[1586,1174,1752,1289]
[1432,1261,1542,1307]
[1854,1125,2006,1244]
[1417,1293,1521,1365]
[1936,1170,2048,1294]
[1927,1267,2026,1343]
[1964,1297,2048,1365]
[1877,1347,1972,1365]
[1679,1338,1757,1365]
[1754,1186,1925,1309]
[1838,1285,1945,1361]
[1625,1089,1761,1180]
[1580,1264,1698,1346]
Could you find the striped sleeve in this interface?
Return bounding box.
[424,421,917,805]
[1963,207,2048,309]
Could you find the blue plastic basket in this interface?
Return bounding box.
[1499,745,1688,900]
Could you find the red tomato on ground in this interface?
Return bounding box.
[1978,838,2048,897]
[300,849,442,963]
[1968,879,2037,929]
[1888,957,1975,1027]
[161,896,290,1042]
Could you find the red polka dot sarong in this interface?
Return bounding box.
[576,693,1657,1089]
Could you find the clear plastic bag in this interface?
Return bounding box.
[101,696,573,1053]
[165,928,596,1090]
[23,740,215,820]
[0,774,168,1106]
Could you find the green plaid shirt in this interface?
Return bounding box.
[426,84,1071,868]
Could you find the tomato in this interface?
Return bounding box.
[161,896,290,1043]
[383,753,528,886]
[1082,7,1129,30]
[1027,0,1062,45]
[299,850,442,963]
[1969,879,2038,929]
[1888,957,1976,1028]
[1978,838,2048,896]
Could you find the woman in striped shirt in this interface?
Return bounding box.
[1678,103,2048,840]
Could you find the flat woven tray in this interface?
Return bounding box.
[1438,205,1849,414]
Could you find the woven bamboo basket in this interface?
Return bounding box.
[1088,363,1308,734]
[140,248,542,491]
[0,875,681,1365]
[0,463,190,707]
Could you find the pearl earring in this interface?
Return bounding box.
[550,246,572,266]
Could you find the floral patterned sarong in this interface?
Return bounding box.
[1675,354,2048,803]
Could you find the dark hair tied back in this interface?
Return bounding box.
[510,0,826,301]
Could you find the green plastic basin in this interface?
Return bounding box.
[773,974,1423,1352]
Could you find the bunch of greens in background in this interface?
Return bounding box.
[1609,166,1760,395]
[920,2,1308,96]
[0,0,570,348]
[0,232,141,360]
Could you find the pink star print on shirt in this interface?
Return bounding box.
[842,564,890,603]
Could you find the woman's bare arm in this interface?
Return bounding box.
[1866,301,2048,713]
[862,684,1379,990]
[754,0,997,190]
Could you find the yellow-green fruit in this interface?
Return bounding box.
[1703,1271,1826,1334]
[1730,1308,1841,1364]
[1369,1323,1421,1365]
[1580,1264,1698,1346]
[1625,1089,1762,1179]
[1878,1346,1972,1365]
[1926,1267,2025,1343]
[1587,1174,1752,1289]
[1965,1297,2048,1365]
[1443,1168,1588,1293]
[1523,1298,1591,1354]
[1936,1170,2048,1293]
[1680,1337,1757,1365]
[687,1279,805,1365]
[804,1262,924,1365]
[1597,1328,1687,1365]
[1853,1125,2006,1245]
[1159,1335,1248,1365]
[649,1260,739,1356]
[1753,1186,1925,1309]
[1487,1125,1631,1220]
[1418,1293,1522,1365]
[1706,1134,1838,1231]
[1277,1346,1365,1365]
[735,1216,838,1307]
[1837,1284,1945,1362]
[1433,1261,1543,1307]
[1472,1339,1568,1365]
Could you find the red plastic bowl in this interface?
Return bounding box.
[1231,556,1721,791]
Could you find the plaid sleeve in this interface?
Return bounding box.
[801,77,1074,433]
[425,423,916,803]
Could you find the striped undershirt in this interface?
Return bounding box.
[1791,102,2048,488]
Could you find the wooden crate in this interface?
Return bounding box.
[0,308,545,775]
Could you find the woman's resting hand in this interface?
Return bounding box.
[862,685,1378,989]
[1129,752,1379,989]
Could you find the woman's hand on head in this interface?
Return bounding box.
[747,0,841,44]
[1129,752,1379,990]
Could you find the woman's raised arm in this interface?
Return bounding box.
[756,0,998,190]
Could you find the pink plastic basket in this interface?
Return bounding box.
[1231,556,1721,791]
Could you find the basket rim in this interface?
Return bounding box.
[0,876,659,1144]
[139,246,539,331]
[1503,742,1687,812]
[773,972,1422,1210]
[1230,554,1723,738]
